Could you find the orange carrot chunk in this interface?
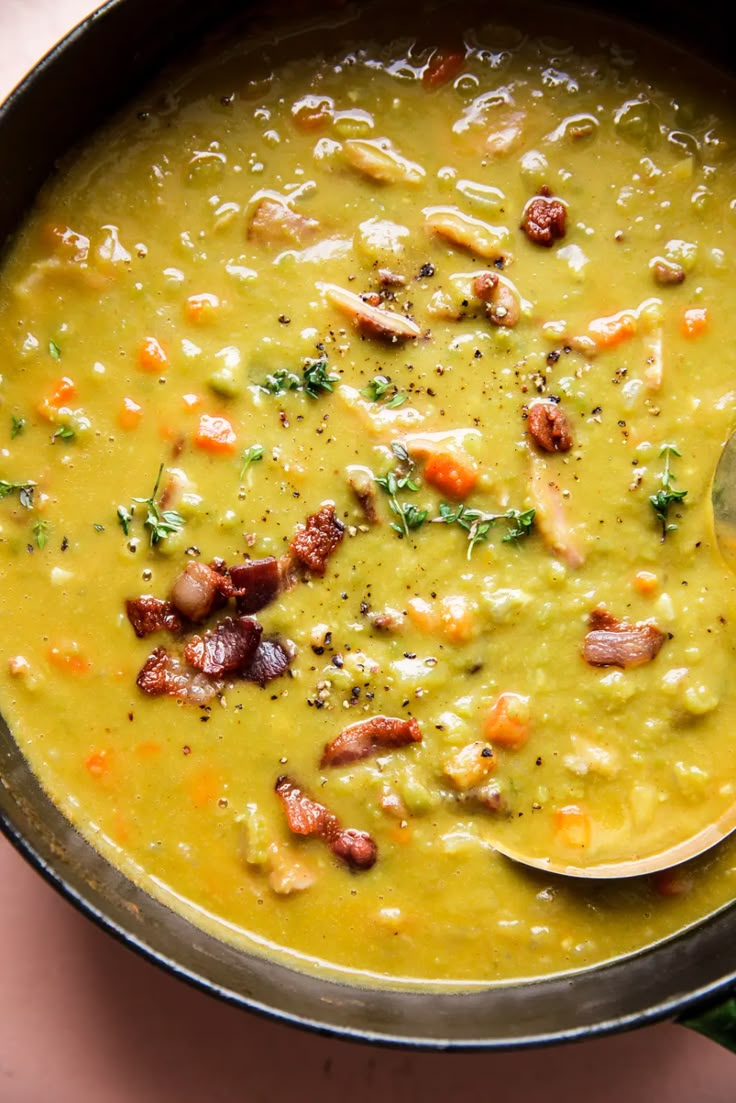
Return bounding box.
[118,397,143,430]
[633,570,658,595]
[84,749,112,779]
[483,692,531,748]
[185,293,220,324]
[194,414,237,454]
[423,451,477,500]
[588,310,637,348]
[554,804,591,848]
[681,306,708,338]
[48,644,92,675]
[138,336,168,373]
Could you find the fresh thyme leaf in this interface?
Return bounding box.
[375,445,428,538]
[93,523,105,533]
[117,505,132,536]
[390,441,410,463]
[10,416,25,439]
[0,479,36,509]
[385,392,408,409]
[261,368,302,396]
[649,443,688,541]
[48,339,61,361]
[302,359,338,398]
[433,502,535,558]
[240,443,265,479]
[124,463,185,546]
[53,425,75,442]
[33,519,50,549]
[361,375,392,401]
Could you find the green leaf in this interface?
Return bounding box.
[649,443,688,541]
[302,359,338,399]
[10,416,25,439]
[117,505,132,536]
[361,375,392,401]
[261,368,302,396]
[240,443,265,479]
[53,425,75,442]
[33,519,50,549]
[0,479,36,508]
[48,339,61,361]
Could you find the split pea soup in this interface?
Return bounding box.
[2,0,736,987]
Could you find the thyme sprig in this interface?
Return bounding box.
[433,502,536,559]
[649,443,688,541]
[360,374,408,409]
[118,463,185,546]
[0,479,35,509]
[260,359,338,399]
[375,442,428,538]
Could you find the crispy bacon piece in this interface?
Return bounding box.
[321,715,422,767]
[136,646,220,704]
[170,561,225,622]
[126,596,182,638]
[522,189,567,247]
[241,638,293,686]
[229,557,282,614]
[290,503,345,575]
[184,616,262,676]
[583,606,666,669]
[275,776,377,870]
[527,401,573,453]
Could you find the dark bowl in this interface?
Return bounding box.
[1,0,735,1049]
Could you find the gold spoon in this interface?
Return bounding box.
[492,433,736,880]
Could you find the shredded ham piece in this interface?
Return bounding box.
[169,561,225,622]
[321,715,422,767]
[241,638,293,686]
[229,557,282,614]
[275,776,377,870]
[583,606,666,669]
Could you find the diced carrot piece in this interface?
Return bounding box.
[48,644,92,675]
[483,692,531,748]
[85,749,112,779]
[158,420,177,442]
[185,293,220,324]
[423,451,478,500]
[387,823,413,845]
[111,810,131,844]
[681,306,708,338]
[633,570,658,595]
[117,397,143,430]
[50,377,76,406]
[588,310,637,348]
[422,48,465,88]
[292,96,333,131]
[407,595,476,642]
[138,336,168,373]
[554,804,591,848]
[182,393,203,410]
[194,414,237,454]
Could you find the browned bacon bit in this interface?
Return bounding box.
[651,258,686,286]
[377,267,406,288]
[229,557,282,614]
[184,616,262,676]
[527,401,573,453]
[583,606,666,669]
[521,190,567,247]
[136,646,220,704]
[290,503,345,576]
[241,637,293,687]
[472,271,499,302]
[170,561,224,622]
[321,715,422,767]
[126,596,182,638]
[275,776,378,870]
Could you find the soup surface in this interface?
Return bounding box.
[2,0,736,986]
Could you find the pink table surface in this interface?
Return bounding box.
[1,2,735,1099]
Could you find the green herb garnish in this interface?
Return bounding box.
[302,359,338,398]
[260,359,338,399]
[0,479,35,509]
[360,374,408,409]
[240,443,264,479]
[375,442,428,538]
[53,425,75,442]
[434,502,536,559]
[118,464,184,546]
[10,416,25,439]
[33,519,50,549]
[49,339,61,361]
[649,444,688,541]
